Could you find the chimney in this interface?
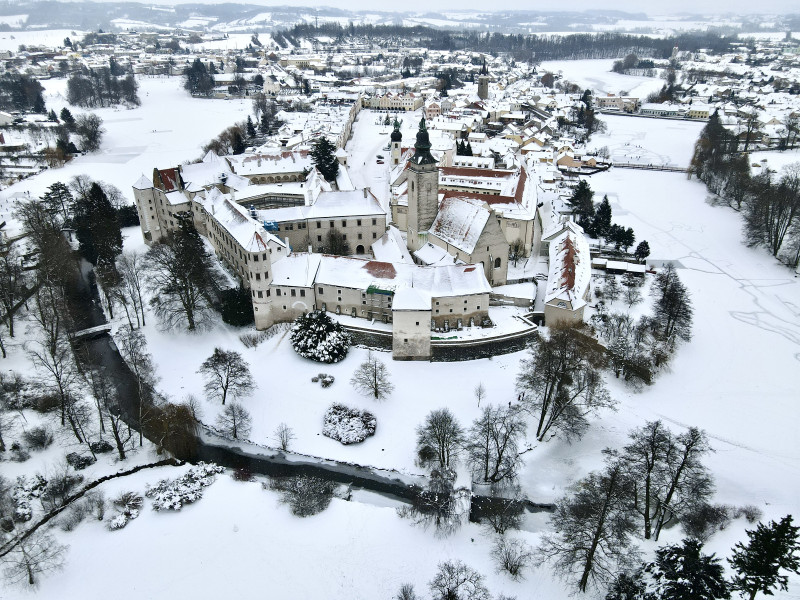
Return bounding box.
[363,186,370,198]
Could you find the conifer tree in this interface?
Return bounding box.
[729,515,800,600]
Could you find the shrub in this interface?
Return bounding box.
[492,537,533,580]
[233,467,253,482]
[23,426,54,450]
[269,475,336,517]
[312,373,335,387]
[682,503,733,541]
[735,504,763,523]
[145,462,224,512]
[89,439,114,454]
[58,499,91,531]
[33,394,60,413]
[108,491,142,530]
[290,310,350,363]
[41,471,84,511]
[322,403,376,445]
[66,452,96,470]
[10,443,30,463]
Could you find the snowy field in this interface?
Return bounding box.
[0,76,251,235]
[749,148,800,173]
[539,59,666,98]
[586,114,705,167]
[0,29,82,51]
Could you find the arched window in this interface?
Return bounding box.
[494,257,501,268]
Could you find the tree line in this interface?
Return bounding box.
[0,73,46,113]
[278,23,740,62]
[689,110,800,268]
[66,63,140,108]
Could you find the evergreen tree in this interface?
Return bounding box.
[643,539,730,600]
[183,59,215,97]
[60,107,75,130]
[592,196,613,241]
[634,240,651,263]
[568,180,595,225]
[690,109,734,183]
[729,515,800,600]
[72,182,122,266]
[246,115,256,138]
[310,136,340,181]
[290,310,350,363]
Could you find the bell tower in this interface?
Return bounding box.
[477,57,490,101]
[407,118,439,253]
[390,117,402,166]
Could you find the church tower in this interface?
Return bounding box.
[477,57,489,101]
[390,117,402,166]
[407,118,439,253]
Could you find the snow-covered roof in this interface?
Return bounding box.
[544,221,591,309]
[392,287,432,311]
[227,150,312,176]
[430,196,491,254]
[133,174,153,190]
[413,242,457,266]
[371,226,414,265]
[313,255,489,298]
[199,188,286,254]
[271,252,322,288]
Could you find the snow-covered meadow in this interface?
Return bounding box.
[539,59,666,99]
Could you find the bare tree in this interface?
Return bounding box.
[350,352,394,400]
[620,420,673,540]
[273,422,295,451]
[215,401,252,440]
[744,165,800,259]
[517,323,613,442]
[398,469,470,538]
[537,454,639,593]
[395,583,418,600]
[465,405,526,485]
[198,348,255,405]
[416,408,464,470]
[623,285,643,309]
[84,366,132,461]
[0,530,66,586]
[652,427,713,540]
[429,560,491,600]
[117,251,146,327]
[474,382,486,407]
[0,244,28,339]
[26,287,81,439]
[493,537,534,580]
[115,325,157,446]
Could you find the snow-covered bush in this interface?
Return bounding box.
[269,475,336,517]
[89,439,114,454]
[108,491,143,531]
[311,373,335,388]
[66,452,96,470]
[290,311,351,363]
[23,426,54,450]
[12,475,47,522]
[322,403,376,445]
[145,462,224,512]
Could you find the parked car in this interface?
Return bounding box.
[376,154,384,159]
[376,160,384,164]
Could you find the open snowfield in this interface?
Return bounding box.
[539,59,666,98]
[750,148,800,173]
[586,113,705,167]
[0,29,82,51]
[0,76,250,235]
